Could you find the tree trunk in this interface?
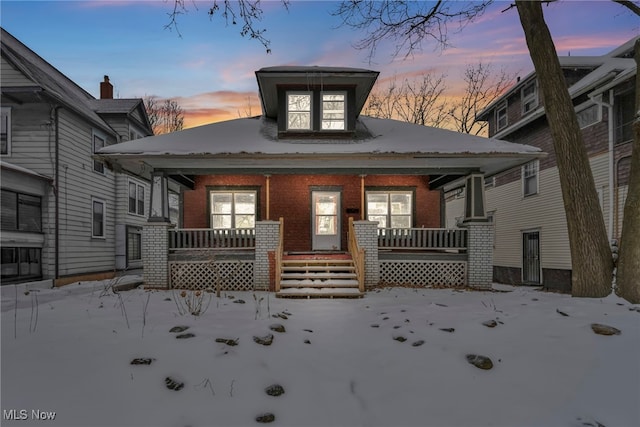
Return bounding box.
[616,39,640,304]
[515,1,612,297]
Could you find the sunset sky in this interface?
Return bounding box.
[2,1,638,129]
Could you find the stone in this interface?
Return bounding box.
[170,326,189,333]
[269,324,286,333]
[215,338,239,346]
[482,320,498,328]
[165,377,184,391]
[176,333,196,339]
[411,340,425,347]
[233,299,246,304]
[556,309,569,317]
[303,329,313,333]
[591,323,621,336]
[393,336,407,343]
[304,339,311,344]
[439,328,455,333]
[370,324,380,328]
[265,384,285,397]
[276,312,288,320]
[256,413,275,423]
[130,358,155,365]
[253,334,274,346]
[466,354,493,370]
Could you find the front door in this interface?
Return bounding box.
[311,191,341,250]
[522,231,541,285]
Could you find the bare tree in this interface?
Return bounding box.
[144,96,185,135]
[332,0,493,60]
[364,72,448,127]
[447,62,516,136]
[616,39,640,303]
[167,0,290,53]
[515,1,612,297]
[334,0,640,299]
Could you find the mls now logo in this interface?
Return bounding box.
[3,409,56,420]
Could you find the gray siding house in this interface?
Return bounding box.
[0,28,158,285]
[445,37,637,292]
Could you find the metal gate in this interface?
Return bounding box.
[522,231,541,284]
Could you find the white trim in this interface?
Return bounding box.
[1,107,12,156]
[321,91,347,130]
[127,178,145,217]
[92,129,106,174]
[495,102,508,131]
[91,197,106,238]
[521,79,538,115]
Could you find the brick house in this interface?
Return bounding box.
[100,66,542,296]
[445,37,637,292]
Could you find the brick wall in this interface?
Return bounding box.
[467,222,494,289]
[254,220,280,291]
[183,174,440,252]
[353,220,379,288]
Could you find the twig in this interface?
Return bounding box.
[142,292,151,338]
[14,285,18,339]
[229,379,235,397]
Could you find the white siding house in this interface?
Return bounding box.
[1,28,160,285]
[445,37,636,292]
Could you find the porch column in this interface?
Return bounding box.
[143,222,171,288]
[466,222,494,289]
[255,220,281,291]
[353,220,379,288]
[463,173,487,222]
[149,171,170,222]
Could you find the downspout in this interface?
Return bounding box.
[589,91,615,241]
[53,105,62,285]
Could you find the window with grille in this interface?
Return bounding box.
[521,80,538,114]
[287,93,312,130]
[522,161,539,197]
[366,191,413,229]
[496,103,507,131]
[1,190,42,232]
[128,181,145,216]
[321,93,346,130]
[210,191,257,229]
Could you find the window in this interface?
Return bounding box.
[615,90,634,144]
[576,104,600,129]
[128,181,145,216]
[484,176,495,188]
[521,80,538,114]
[522,161,539,197]
[129,128,143,141]
[321,93,346,130]
[92,198,106,238]
[127,226,142,261]
[210,191,256,229]
[1,190,42,232]
[287,92,312,130]
[366,191,413,229]
[1,107,11,155]
[496,103,507,131]
[93,132,106,173]
[1,247,41,281]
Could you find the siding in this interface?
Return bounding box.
[446,153,611,272]
[0,56,36,86]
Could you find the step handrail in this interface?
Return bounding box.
[274,217,284,293]
[348,217,365,292]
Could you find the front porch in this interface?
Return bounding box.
[147,213,492,297]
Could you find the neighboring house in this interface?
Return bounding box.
[100,65,543,296]
[445,37,637,292]
[0,28,169,285]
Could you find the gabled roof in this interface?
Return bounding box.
[255,66,379,119]
[89,98,153,135]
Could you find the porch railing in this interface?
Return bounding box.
[169,228,256,250]
[348,218,365,293]
[274,218,284,292]
[377,228,467,251]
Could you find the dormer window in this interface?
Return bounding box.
[287,92,312,130]
[321,93,346,130]
[521,80,538,114]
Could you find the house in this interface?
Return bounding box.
[99,65,543,296]
[0,28,174,286]
[445,37,637,293]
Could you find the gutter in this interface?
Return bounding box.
[53,105,61,285]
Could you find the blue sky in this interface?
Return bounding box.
[1,1,638,127]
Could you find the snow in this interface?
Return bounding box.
[2,279,639,427]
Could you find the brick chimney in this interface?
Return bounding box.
[100,75,113,99]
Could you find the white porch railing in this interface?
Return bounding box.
[169,228,255,250]
[377,228,467,251]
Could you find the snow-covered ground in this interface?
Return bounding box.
[1,279,639,427]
